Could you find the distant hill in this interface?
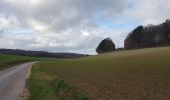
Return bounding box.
[0,49,88,58]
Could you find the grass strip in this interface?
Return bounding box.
[28,63,87,100]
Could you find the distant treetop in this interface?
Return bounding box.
[96,38,115,54]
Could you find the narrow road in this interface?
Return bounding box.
[0,62,36,100]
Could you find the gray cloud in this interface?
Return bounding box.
[0,0,127,54]
[0,0,127,32]
[126,0,170,25]
[0,0,169,54]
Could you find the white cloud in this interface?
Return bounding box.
[127,0,170,25]
[0,0,170,54]
[0,0,128,54]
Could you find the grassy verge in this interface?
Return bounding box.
[28,47,170,100]
[0,54,48,70]
[28,63,87,100]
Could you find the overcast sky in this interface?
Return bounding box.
[0,0,170,54]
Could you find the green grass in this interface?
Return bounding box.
[28,47,170,100]
[28,63,87,100]
[0,54,48,70]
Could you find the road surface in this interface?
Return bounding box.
[0,62,36,100]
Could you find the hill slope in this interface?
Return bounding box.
[28,47,170,100]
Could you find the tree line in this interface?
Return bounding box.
[125,19,170,49]
[96,19,170,54]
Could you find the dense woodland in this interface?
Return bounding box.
[125,19,170,49]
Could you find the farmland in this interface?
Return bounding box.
[0,54,48,70]
[28,47,170,100]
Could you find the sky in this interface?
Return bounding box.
[0,0,170,54]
